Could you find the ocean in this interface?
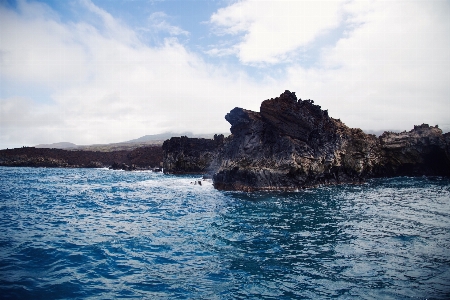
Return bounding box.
[0,166,449,299]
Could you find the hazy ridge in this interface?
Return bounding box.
[35,132,226,152]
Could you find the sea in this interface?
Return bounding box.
[0,166,449,299]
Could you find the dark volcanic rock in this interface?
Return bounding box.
[377,124,450,176]
[162,135,224,174]
[109,162,136,171]
[211,90,450,191]
[0,146,163,170]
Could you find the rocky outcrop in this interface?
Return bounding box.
[0,146,163,170]
[210,91,450,191]
[162,135,224,174]
[109,162,137,171]
[377,125,450,176]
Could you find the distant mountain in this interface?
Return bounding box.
[124,132,223,143]
[35,142,77,149]
[33,132,227,152]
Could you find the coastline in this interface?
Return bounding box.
[3,91,449,192]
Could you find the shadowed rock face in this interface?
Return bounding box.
[211,90,450,191]
[162,135,224,174]
[378,125,450,176]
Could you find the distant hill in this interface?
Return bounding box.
[124,132,221,143]
[0,145,163,169]
[35,142,78,149]
[34,132,227,152]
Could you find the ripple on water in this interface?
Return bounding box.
[0,168,449,299]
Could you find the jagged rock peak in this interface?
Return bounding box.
[259,90,333,142]
[278,90,298,102]
[225,107,261,135]
[263,90,321,109]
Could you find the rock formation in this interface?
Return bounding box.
[377,124,450,176]
[211,91,450,191]
[3,90,449,191]
[162,135,224,174]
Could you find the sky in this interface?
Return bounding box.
[0,0,449,149]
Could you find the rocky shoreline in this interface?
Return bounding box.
[164,91,450,191]
[0,146,163,171]
[3,90,449,191]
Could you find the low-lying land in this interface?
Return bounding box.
[0,146,163,171]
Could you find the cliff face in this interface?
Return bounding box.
[211,91,450,191]
[377,125,450,176]
[162,135,224,174]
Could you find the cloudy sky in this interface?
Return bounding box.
[1,0,449,148]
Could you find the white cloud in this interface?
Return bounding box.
[209,0,344,64]
[206,0,450,132]
[0,1,87,88]
[0,0,276,148]
[284,0,450,132]
[0,96,64,147]
[80,0,141,45]
[147,12,189,36]
[1,0,449,149]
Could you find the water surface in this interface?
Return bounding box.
[0,167,449,299]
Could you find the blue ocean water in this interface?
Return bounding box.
[0,167,449,299]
